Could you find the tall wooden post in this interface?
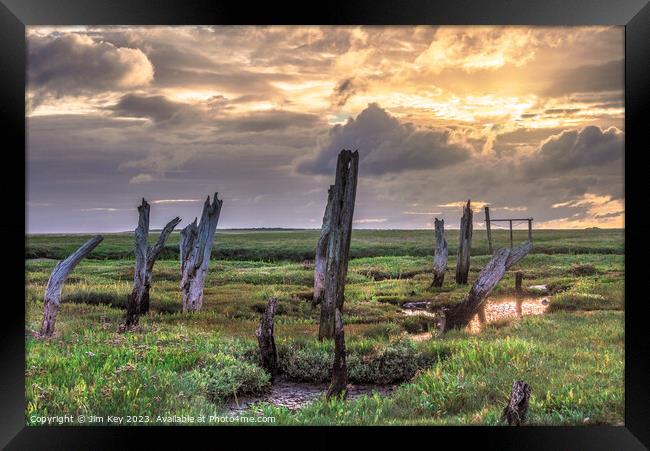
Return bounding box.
[125,198,181,327]
[180,193,223,312]
[527,219,533,242]
[485,206,493,254]
[455,200,473,285]
[313,186,334,306]
[319,150,359,340]
[431,218,448,288]
[509,220,514,248]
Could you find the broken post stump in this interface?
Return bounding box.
[319,150,359,340]
[515,271,523,294]
[180,193,223,312]
[125,198,181,327]
[256,297,279,379]
[313,186,334,307]
[442,241,533,332]
[455,200,473,285]
[515,271,524,316]
[40,235,104,337]
[326,308,348,400]
[502,380,532,425]
[431,218,448,288]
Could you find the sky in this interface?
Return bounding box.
[26,26,624,233]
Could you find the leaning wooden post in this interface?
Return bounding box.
[431,218,448,288]
[319,149,359,340]
[180,193,223,312]
[39,235,104,337]
[442,241,533,332]
[256,297,279,380]
[502,380,532,425]
[313,186,334,306]
[509,219,514,248]
[455,200,473,285]
[326,308,348,400]
[125,198,181,327]
[485,206,493,254]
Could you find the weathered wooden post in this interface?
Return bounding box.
[515,271,523,293]
[431,218,448,288]
[40,235,104,337]
[125,198,181,327]
[256,297,279,379]
[502,380,532,425]
[485,206,493,254]
[527,218,533,242]
[509,219,514,248]
[313,186,334,306]
[455,200,473,285]
[326,308,348,400]
[319,150,359,340]
[442,241,532,332]
[180,193,223,312]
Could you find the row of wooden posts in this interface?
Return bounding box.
[37,149,533,402]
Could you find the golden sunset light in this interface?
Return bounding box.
[26,25,623,232]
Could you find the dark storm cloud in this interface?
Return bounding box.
[109,94,191,123]
[524,125,623,176]
[218,110,323,133]
[331,77,367,107]
[298,104,471,176]
[543,59,623,96]
[28,33,153,104]
[492,127,566,156]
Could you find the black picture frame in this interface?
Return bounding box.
[2,0,648,448]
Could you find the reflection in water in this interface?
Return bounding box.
[227,380,395,414]
[469,296,548,333]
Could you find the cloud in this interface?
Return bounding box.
[402,211,442,215]
[524,125,623,176]
[415,27,541,73]
[218,110,323,133]
[80,207,123,212]
[28,33,153,104]
[151,199,201,204]
[437,201,488,210]
[543,60,623,96]
[540,193,623,228]
[331,77,366,107]
[128,173,155,184]
[297,103,470,175]
[353,218,387,224]
[109,94,193,123]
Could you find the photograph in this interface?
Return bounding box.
[21,23,629,429]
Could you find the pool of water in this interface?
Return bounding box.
[227,379,395,414]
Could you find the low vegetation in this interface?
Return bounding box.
[25,229,624,425]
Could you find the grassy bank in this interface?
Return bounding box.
[26,228,624,262]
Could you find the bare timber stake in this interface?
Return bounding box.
[502,380,532,425]
[256,297,279,380]
[40,235,104,337]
